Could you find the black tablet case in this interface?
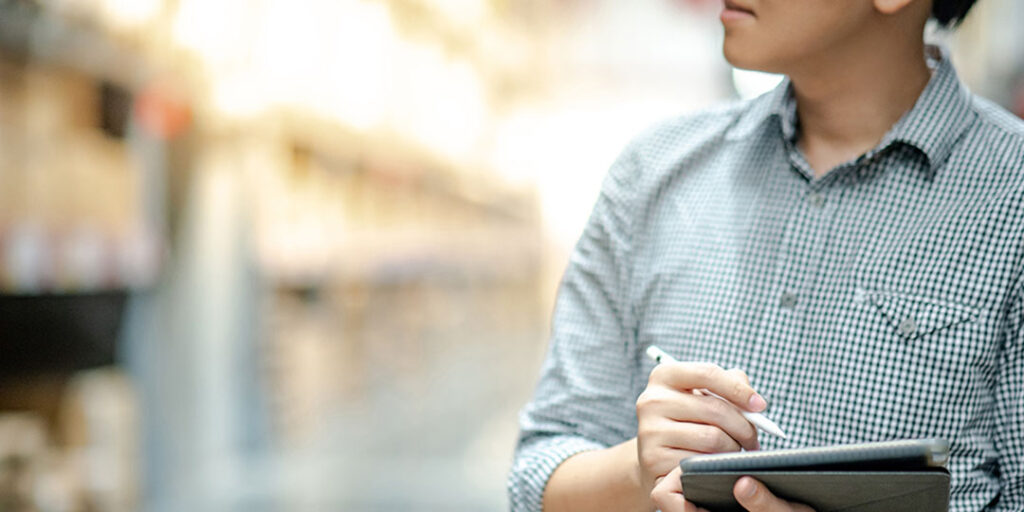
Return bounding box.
[681,470,949,511]
[679,440,950,512]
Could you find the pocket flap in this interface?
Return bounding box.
[857,288,978,341]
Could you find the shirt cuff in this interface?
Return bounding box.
[508,435,606,512]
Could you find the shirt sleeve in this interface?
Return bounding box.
[507,146,644,512]
[990,278,1024,511]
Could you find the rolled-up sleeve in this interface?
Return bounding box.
[507,146,643,511]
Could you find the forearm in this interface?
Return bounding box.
[542,438,654,512]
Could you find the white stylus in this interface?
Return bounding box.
[645,345,788,439]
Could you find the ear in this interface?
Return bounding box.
[873,0,917,15]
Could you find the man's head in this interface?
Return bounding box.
[721,0,979,75]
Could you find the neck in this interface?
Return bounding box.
[788,30,931,177]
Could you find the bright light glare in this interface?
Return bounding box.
[390,41,487,161]
[492,98,685,246]
[182,0,487,160]
[173,0,251,67]
[100,0,163,29]
[210,72,268,120]
[310,0,394,132]
[252,0,397,131]
[430,0,488,27]
[731,68,784,100]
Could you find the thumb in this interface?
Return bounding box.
[733,477,801,511]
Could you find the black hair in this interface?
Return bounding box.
[932,0,979,26]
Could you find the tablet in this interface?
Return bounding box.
[679,439,950,512]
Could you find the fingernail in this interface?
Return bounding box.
[740,477,757,498]
[748,394,767,412]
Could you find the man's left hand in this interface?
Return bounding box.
[732,476,815,512]
[650,471,815,512]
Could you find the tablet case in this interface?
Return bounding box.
[680,439,949,473]
[681,470,950,512]
[679,440,951,511]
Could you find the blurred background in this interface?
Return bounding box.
[0,0,1021,511]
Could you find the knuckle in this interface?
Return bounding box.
[649,364,670,384]
[696,363,721,382]
[650,488,663,505]
[638,450,654,469]
[695,425,725,451]
[640,456,661,477]
[636,388,665,411]
[636,423,656,442]
[737,427,758,447]
[742,420,760,441]
[706,399,744,435]
[716,432,736,452]
[726,367,749,381]
[706,395,732,418]
[636,388,658,406]
[636,390,651,409]
[731,380,750,402]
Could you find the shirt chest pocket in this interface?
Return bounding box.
[843,286,1002,378]
[854,287,979,342]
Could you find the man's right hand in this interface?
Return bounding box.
[635,360,767,495]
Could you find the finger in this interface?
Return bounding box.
[657,394,760,452]
[638,434,702,480]
[725,368,750,385]
[651,467,707,512]
[650,362,767,412]
[638,388,758,452]
[734,476,814,512]
[663,421,743,455]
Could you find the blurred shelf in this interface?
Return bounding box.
[0,226,161,295]
[276,112,536,219]
[0,0,146,86]
[261,225,542,290]
[0,291,126,379]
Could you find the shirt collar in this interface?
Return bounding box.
[879,45,976,172]
[726,79,791,142]
[726,45,976,174]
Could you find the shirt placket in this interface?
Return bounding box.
[754,152,844,446]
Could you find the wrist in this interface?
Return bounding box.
[544,438,655,512]
[613,437,655,511]
[623,438,647,501]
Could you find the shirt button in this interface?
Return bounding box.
[779,293,798,309]
[808,192,826,209]
[898,317,918,337]
[852,287,868,305]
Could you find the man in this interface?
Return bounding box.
[509,0,1024,511]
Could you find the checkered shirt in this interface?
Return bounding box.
[509,48,1024,512]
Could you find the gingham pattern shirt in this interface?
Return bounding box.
[509,48,1024,512]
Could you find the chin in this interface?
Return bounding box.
[723,39,780,74]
